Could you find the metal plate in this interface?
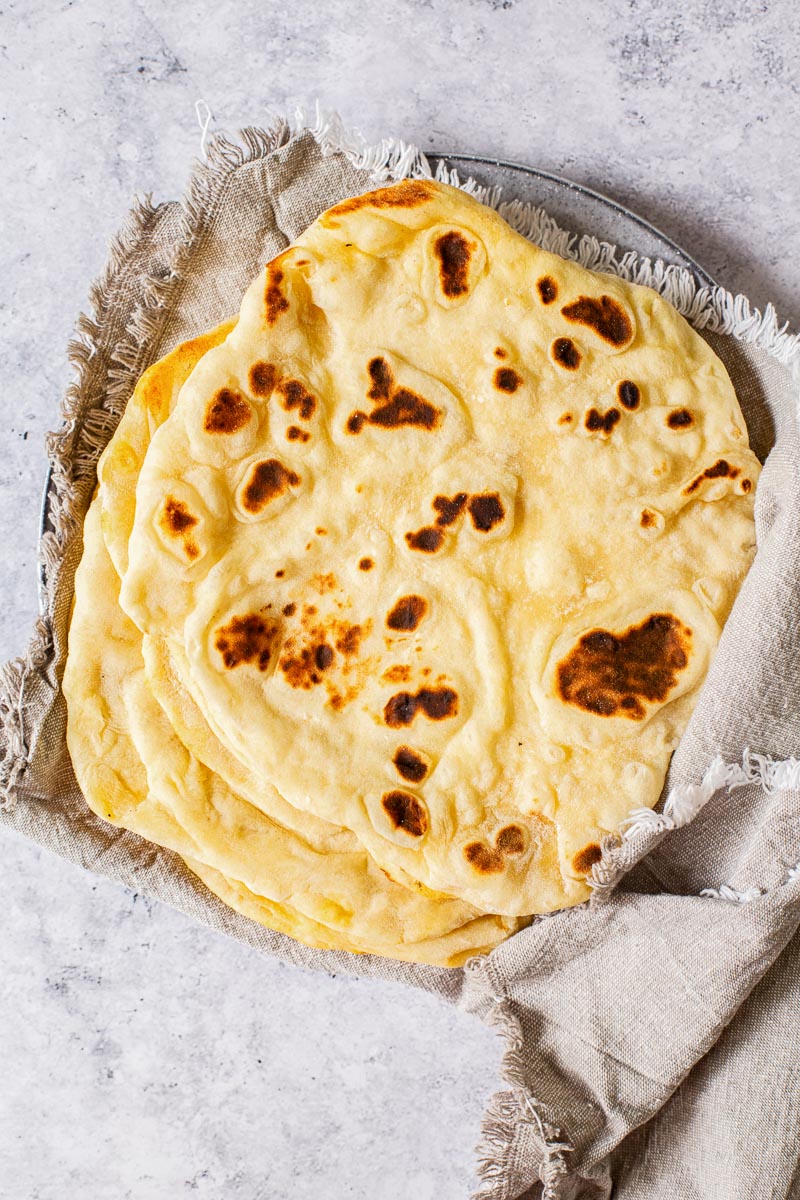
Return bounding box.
[39,157,714,612]
[432,154,715,288]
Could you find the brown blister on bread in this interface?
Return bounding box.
[392,746,429,783]
[160,496,198,536]
[249,361,278,397]
[552,337,582,370]
[158,497,201,560]
[433,493,468,527]
[405,527,445,553]
[367,356,393,400]
[667,408,694,429]
[386,595,428,632]
[240,460,300,514]
[204,389,252,434]
[496,825,526,856]
[279,612,367,692]
[286,425,310,442]
[347,357,442,434]
[384,686,459,727]
[370,387,441,430]
[573,843,603,874]
[347,412,366,433]
[315,644,334,670]
[381,790,429,838]
[561,295,633,347]
[537,276,558,304]
[277,378,317,420]
[464,843,504,874]
[215,614,280,671]
[585,408,621,435]
[335,623,365,656]
[321,180,436,223]
[372,357,442,430]
[383,664,412,684]
[494,367,522,393]
[683,459,740,495]
[407,491,504,547]
[468,493,505,532]
[434,230,473,298]
[313,573,338,595]
[464,825,527,875]
[617,380,640,410]
[556,614,693,721]
[280,642,333,689]
[264,260,290,325]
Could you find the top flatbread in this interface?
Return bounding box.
[114,179,758,916]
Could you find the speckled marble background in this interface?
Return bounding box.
[2,1,799,1196]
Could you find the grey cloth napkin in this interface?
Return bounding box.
[1,121,798,1200]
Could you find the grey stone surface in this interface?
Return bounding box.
[1,1,798,1195]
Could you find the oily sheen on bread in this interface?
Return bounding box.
[65,178,759,959]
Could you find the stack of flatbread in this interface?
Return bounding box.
[63,179,760,966]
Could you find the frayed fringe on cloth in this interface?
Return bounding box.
[700,859,800,905]
[588,752,800,908]
[466,954,574,1200]
[624,749,800,838]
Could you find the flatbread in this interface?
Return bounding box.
[98,322,236,579]
[65,332,518,966]
[115,179,759,916]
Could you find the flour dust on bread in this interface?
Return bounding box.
[78,178,757,934]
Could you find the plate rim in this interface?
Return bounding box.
[433,152,716,290]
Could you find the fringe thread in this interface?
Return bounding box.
[590,750,800,892]
[700,860,800,905]
[471,961,573,1200]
